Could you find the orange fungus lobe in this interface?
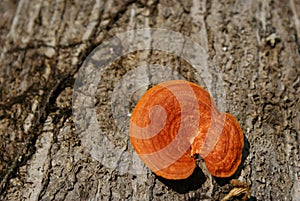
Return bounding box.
[129,80,244,180]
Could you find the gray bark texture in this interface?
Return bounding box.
[0,0,299,200]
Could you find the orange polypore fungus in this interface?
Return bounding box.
[130,80,244,180]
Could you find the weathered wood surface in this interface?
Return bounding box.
[0,0,299,200]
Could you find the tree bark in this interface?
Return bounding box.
[0,0,299,200]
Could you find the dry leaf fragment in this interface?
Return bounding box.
[221,179,251,201]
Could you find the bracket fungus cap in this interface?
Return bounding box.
[130,80,244,180]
